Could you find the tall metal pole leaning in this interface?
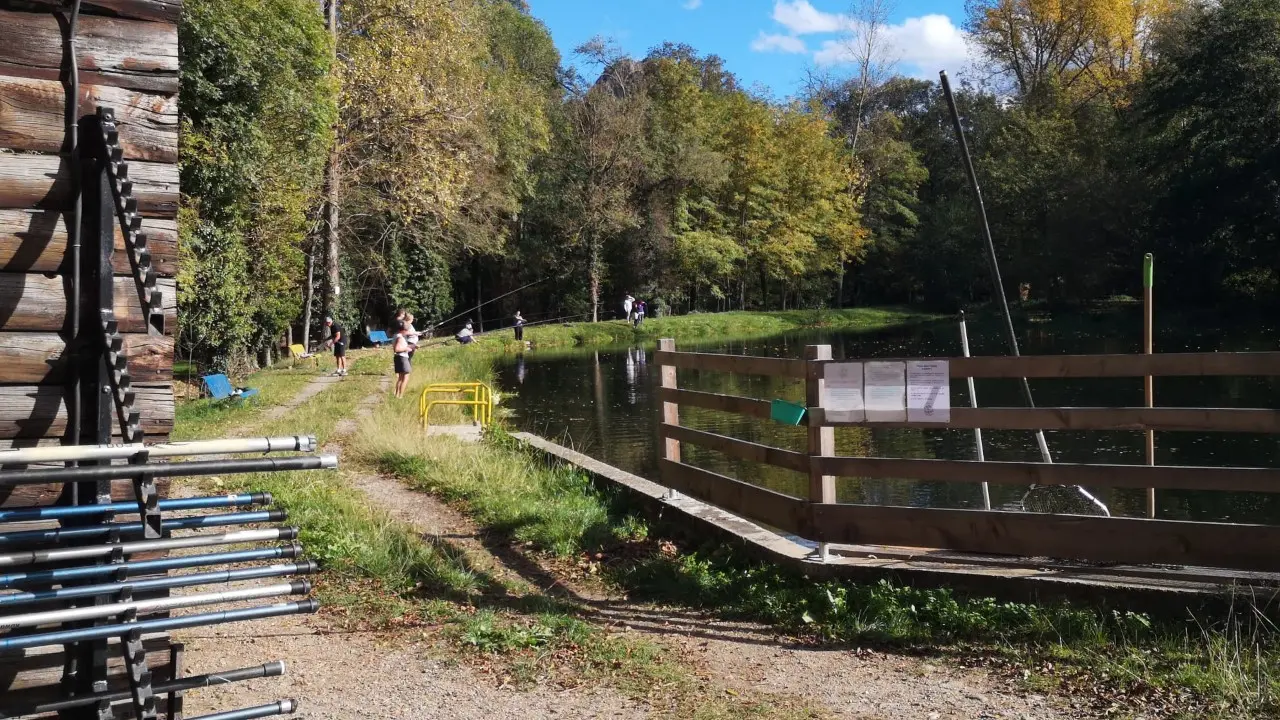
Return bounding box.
[938,71,1053,465]
[1144,253,1156,518]
[958,313,991,510]
[805,345,836,561]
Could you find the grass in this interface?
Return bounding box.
[433,306,939,352]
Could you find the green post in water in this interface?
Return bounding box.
[1143,253,1155,518]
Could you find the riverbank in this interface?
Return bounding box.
[173,326,1278,718]
[462,306,939,350]
[360,345,1276,719]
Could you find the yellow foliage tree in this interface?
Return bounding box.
[966,0,1180,109]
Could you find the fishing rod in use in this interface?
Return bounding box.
[429,277,550,331]
[939,70,1109,517]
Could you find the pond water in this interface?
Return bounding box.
[493,309,1280,524]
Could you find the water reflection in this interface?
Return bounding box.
[494,311,1280,524]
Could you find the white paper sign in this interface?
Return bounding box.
[864,361,907,422]
[907,360,951,423]
[823,362,865,423]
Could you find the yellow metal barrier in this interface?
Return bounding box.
[419,382,493,430]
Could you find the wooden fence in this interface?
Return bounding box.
[655,338,1280,574]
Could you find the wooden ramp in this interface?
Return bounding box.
[513,432,1280,611]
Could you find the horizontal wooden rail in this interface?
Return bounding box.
[660,424,809,474]
[659,387,773,420]
[658,460,806,535]
[808,503,1280,572]
[813,456,1280,494]
[812,351,1280,379]
[809,406,1280,433]
[655,350,807,379]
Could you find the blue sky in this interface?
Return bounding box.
[526,0,974,99]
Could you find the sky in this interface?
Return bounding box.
[526,0,975,99]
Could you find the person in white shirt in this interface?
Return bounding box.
[622,294,634,321]
[455,321,474,345]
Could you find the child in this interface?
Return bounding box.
[392,321,412,398]
[396,309,419,357]
[633,300,646,328]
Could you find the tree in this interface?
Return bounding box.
[179,0,336,366]
[1137,0,1280,303]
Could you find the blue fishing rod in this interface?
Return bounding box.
[0,491,272,523]
[0,509,287,546]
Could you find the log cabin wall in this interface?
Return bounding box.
[0,0,179,480]
[0,0,181,710]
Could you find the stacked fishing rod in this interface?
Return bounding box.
[0,436,331,720]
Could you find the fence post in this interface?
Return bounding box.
[659,338,680,500]
[805,345,835,561]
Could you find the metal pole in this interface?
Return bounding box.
[0,436,316,466]
[66,0,83,456]
[0,599,319,650]
[938,71,1053,465]
[0,561,317,608]
[0,510,286,546]
[0,662,285,717]
[959,312,991,510]
[188,700,298,720]
[0,544,302,588]
[0,455,337,486]
[0,580,310,629]
[0,527,298,568]
[1144,253,1156,518]
[0,492,271,523]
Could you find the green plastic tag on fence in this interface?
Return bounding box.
[1143,253,1154,289]
[770,399,807,426]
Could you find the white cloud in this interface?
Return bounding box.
[751,32,808,54]
[683,0,702,9]
[772,0,848,35]
[812,14,972,76]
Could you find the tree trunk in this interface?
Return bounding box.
[301,242,314,351]
[836,262,845,309]
[589,238,600,323]
[474,255,484,332]
[321,0,339,330]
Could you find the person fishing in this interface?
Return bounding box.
[455,320,475,345]
[392,320,412,398]
[513,310,526,342]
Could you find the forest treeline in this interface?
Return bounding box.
[177,0,1280,365]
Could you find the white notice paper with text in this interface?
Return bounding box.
[907,360,951,423]
[864,361,907,422]
[823,362,865,423]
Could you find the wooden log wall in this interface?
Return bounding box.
[0,0,181,707]
[0,0,179,498]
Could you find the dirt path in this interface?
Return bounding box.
[350,454,1079,720]
[176,381,1084,720]
[261,374,344,422]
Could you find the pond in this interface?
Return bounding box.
[493,309,1280,524]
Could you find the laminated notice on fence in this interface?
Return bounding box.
[823,362,865,423]
[906,360,951,423]
[863,361,907,422]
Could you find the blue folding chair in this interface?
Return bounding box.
[368,330,390,346]
[201,374,259,403]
